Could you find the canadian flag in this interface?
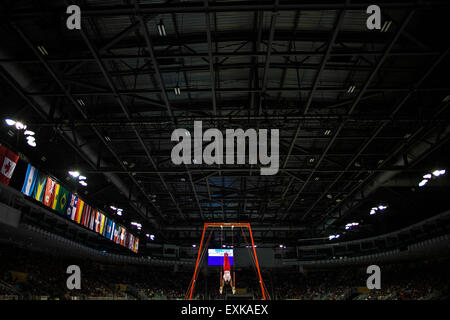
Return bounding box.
[0,145,19,186]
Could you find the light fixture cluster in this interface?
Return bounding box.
[68,171,88,187]
[328,234,340,240]
[4,119,37,147]
[279,244,286,249]
[157,20,166,36]
[370,204,388,215]
[110,206,123,216]
[131,222,142,230]
[418,169,446,187]
[381,20,392,32]
[345,222,359,230]
[146,234,155,241]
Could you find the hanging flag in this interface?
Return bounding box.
[134,238,139,253]
[82,205,91,227]
[56,187,70,215]
[51,183,61,210]
[0,145,19,186]
[102,217,109,237]
[21,164,39,196]
[95,211,102,233]
[74,199,84,224]
[33,172,47,202]
[99,214,106,235]
[67,194,78,220]
[109,221,116,241]
[89,209,96,230]
[42,177,56,207]
[114,225,120,243]
[120,228,126,246]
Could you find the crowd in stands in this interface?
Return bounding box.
[0,243,448,300]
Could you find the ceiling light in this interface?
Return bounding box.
[69,171,80,178]
[418,179,428,187]
[378,205,387,211]
[309,158,315,163]
[5,119,16,126]
[381,20,392,32]
[24,130,35,136]
[324,129,331,136]
[157,20,166,36]
[15,122,25,130]
[37,45,48,56]
[105,136,111,142]
[432,169,446,177]
[347,85,356,93]
[27,140,37,147]
[26,136,35,143]
[110,206,117,210]
[423,173,432,179]
[78,176,87,181]
[174,86,181,95]
[79,181,87,187]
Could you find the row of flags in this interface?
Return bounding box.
[0,145,19,186]
[21,163,139,253]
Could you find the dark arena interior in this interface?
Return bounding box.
[0,0,449,304]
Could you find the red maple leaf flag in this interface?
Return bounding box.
[0,145,19,186]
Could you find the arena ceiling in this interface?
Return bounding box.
[0,0,449,246]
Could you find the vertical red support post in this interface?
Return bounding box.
[188,223,207,300]
[247,223,267,300]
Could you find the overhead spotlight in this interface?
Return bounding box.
[37,45,48,56]
[324,129,331,136]
[110,206,117,210]
[418,179,428,187]
[370,209,376,215]
[314,177,320,181]
[381,20,392,32]
[26,136,35,143]
[174,85,181,95]
[309,157,315,163]
[157,20,166,36]
[79,181,87,187]
[423,173,432,179]
[432,169,446,177]
[24,130,35,136]
[15,122,25,130]
[105,136,111,142]
[150,235,155,241]
[5,119,16,126]
[347,85,356,93]
[78,176,87,181]
[27,140,37,147]
[77,99,85,106]
[68,171,80,178]
[116,209,123,216]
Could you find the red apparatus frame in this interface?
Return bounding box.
[187,222,267,300]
